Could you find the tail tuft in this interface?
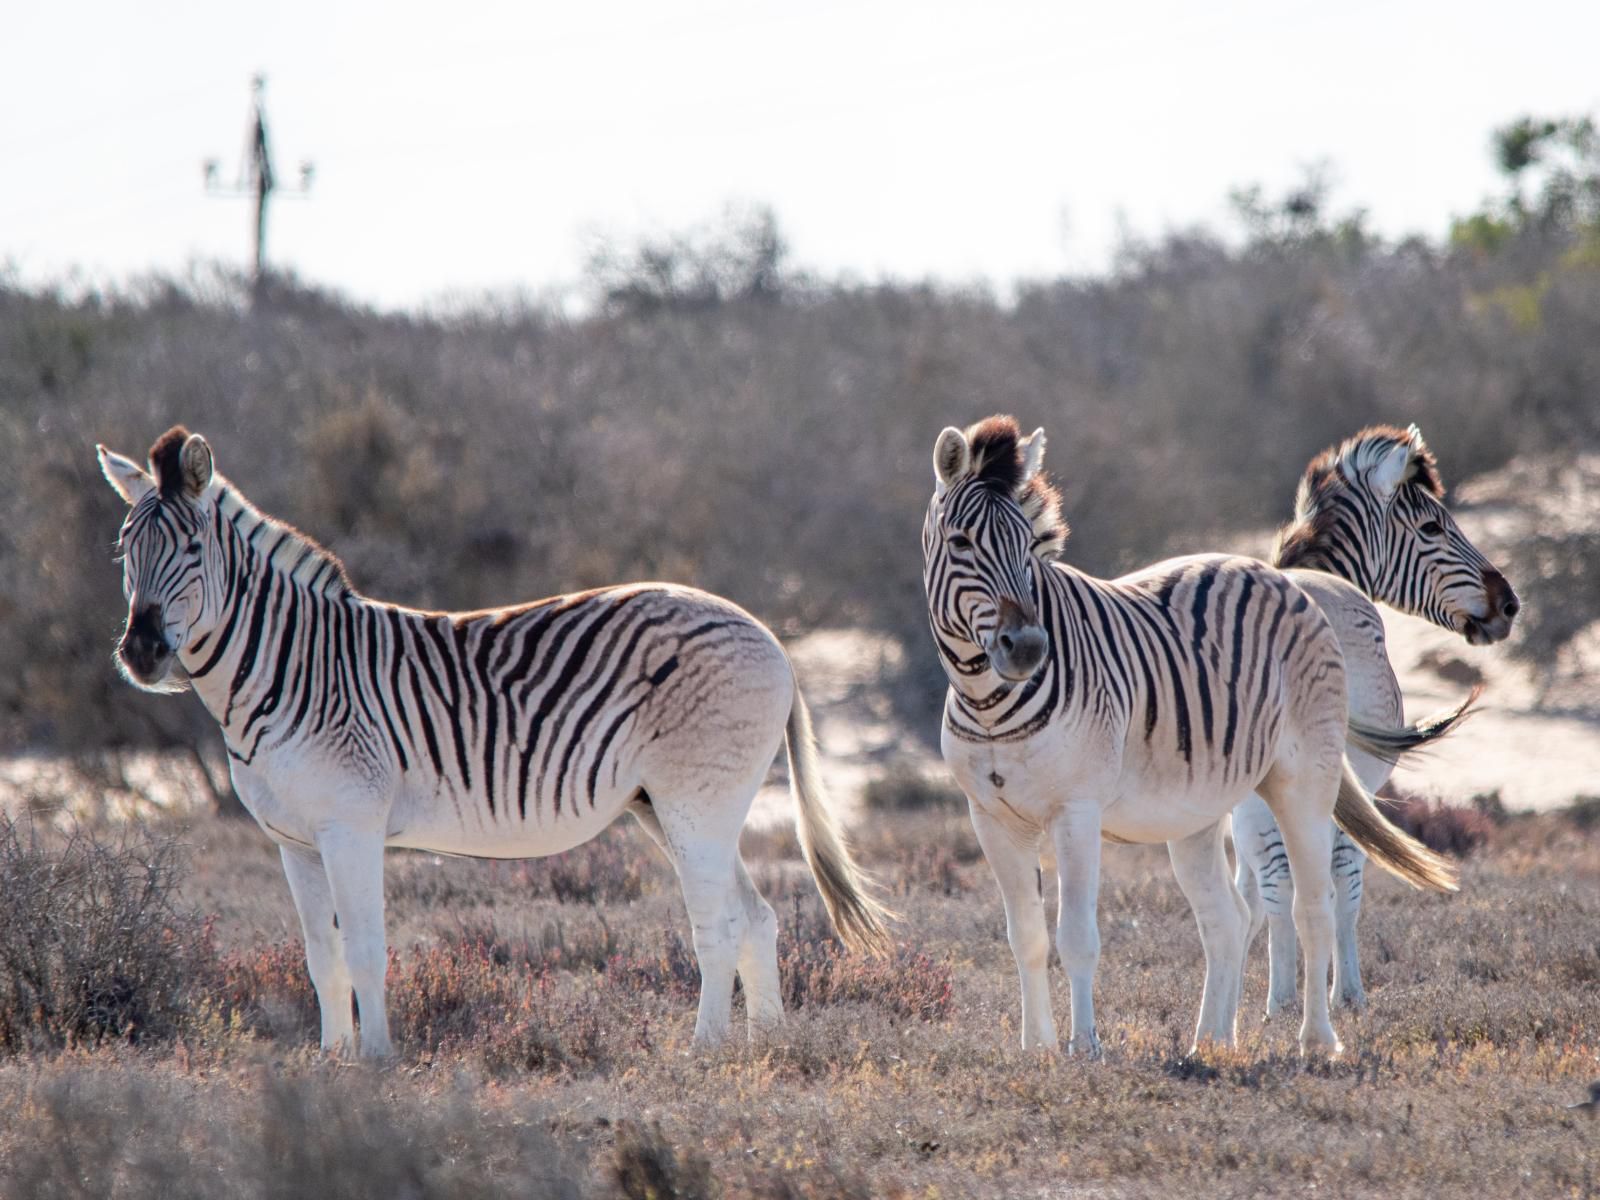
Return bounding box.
[1333,760,1459,892]
[784,683,896,956]
[1347,685,1483,764]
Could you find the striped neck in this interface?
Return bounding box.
[935,564,1092,744]
[178,479,359,740]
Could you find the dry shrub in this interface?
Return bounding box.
[602,929,702,1004]
[209,931,615,1071]
[860,770,964,812]
[211,938,320,1042]
[610,1120,718,1200]
[0,1065,584,1200]
[388,936,605,1071]
[1378,792,1497,857]
[0,815,209,1053]
[539,827,661,903]
[873,842,976,897]
[777,898,953,1022]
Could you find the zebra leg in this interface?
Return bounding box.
[1168,820,1248,1052]
[316,825,394,1059]
[1331,830,1367,1010]
[1258,779,1341,1056]
[1050,808,1102,1057]
[633,791,778,1028]
[279,844,355,1054]
[971,805,1057,1050]
[1232,795,1298,1018]
[646,790,749,1045]
[672,843,744,1044]
[733,856,783,1033]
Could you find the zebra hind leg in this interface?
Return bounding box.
[1257,769,1341,1057]
[1331,831,1367,1010]
[733,856,783,1033]
[1232,795,1299,1019]
[647,784,762,1046]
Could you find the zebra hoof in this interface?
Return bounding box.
[1067,1033,1102,1060]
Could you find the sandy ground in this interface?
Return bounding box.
[1384,607,1600,811]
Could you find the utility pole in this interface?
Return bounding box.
[204,74,313,289]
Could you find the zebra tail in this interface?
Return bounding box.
[1332,759,1459,893]
[783,684,896,956]
[1346,684,1484,764]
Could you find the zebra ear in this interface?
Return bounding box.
[1019,427,1047,486]
[1405,423,1428,453]
[1368,439,1412,505]
[933,426,971,490]
[97,445,154,506]
[180,434,214,498]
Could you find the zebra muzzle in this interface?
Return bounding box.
[119,605,174,683]
[989,600,1048,680]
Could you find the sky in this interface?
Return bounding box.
[5,0,1598,311]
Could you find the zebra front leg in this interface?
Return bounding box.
[1051,808,1103,1057]
[1331,830,1367,1010]
[971,805,1057,1050]
[316,825,394,1059]
[1168,820,1249,1051]
[279,845,355,1054]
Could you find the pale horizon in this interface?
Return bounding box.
[6,0,1598,311]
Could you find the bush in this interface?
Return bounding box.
[1378,793,1497,858]
[776,898,953,1022]
[860,770,965,812]
[0,816,209,1053]
[0,1066,585,1200]
[10,205,1599,770]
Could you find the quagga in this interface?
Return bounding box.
[1233,424,1517,1017]
[923,415,1459,1057]
[98,426,890,1056]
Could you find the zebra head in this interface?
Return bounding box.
[1275,424,1519,646]
[924,415,1068,682]
[97,426,222,693]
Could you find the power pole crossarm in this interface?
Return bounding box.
[204,74,312,290]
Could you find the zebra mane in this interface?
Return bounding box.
[216,478,356,598]
[964,415,1070,558]
[1273,425,1444,569]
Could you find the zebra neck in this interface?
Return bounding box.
[940,566,1096,743]
[1276,532,1383,599]
[180,486,365,747]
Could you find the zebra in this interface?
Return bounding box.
[923,414,1461,1057]
[98,426,891,1057]
[1233,424,1518,1017]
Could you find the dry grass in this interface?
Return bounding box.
[0,800,1596,1198]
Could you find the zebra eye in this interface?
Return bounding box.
[186,540,202,554]
[1418,520,1444,538]
[948,533,974,553]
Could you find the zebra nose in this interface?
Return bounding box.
[1485,570,1520,621]
[120,604,170,676]
[995,624,1047,677]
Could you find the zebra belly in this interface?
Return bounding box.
[1098,783,1257,844]
[383,772,640,859]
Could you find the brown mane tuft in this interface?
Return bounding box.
[147,425,193,500]
[966,414,1026,493]
[1273,425,1445,569]
[962,414,1070,557]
